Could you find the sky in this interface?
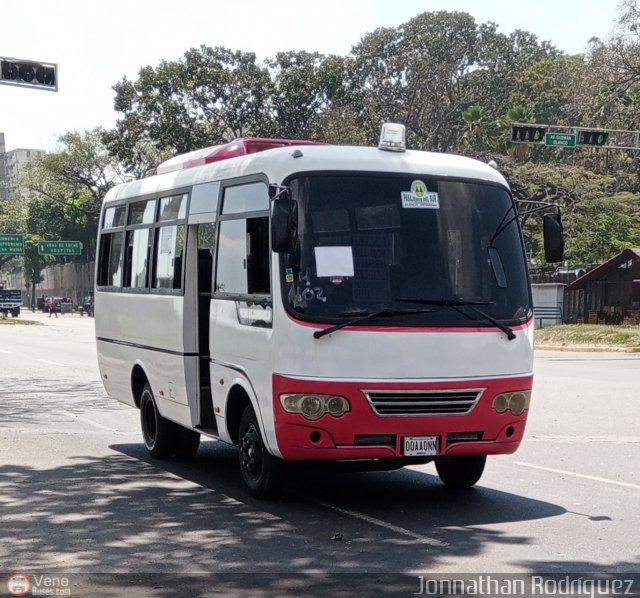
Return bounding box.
[0,0,624,153]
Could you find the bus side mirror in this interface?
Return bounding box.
[271,195,298,253]
[543,211,564,263]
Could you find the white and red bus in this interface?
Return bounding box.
[95,124,563,498]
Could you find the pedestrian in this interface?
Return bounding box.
[49,297,58,318]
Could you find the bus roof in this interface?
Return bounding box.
[103,143,510,204]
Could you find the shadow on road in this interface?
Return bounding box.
[114,440,566,531]
[0,377,122,424]
[0,438,566,583]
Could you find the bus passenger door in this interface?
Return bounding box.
[186,181,221,433]
[210,181,273,436]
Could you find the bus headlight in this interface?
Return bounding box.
[492,391,531,416]
[280,394,350,420]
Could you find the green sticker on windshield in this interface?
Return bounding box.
[401,180,439,209]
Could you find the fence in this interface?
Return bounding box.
[533,305,563,328]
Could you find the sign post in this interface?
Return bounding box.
[0,234,25,255]
[545,133,577,148]
[38,241,82,256]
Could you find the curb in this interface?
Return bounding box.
[535,345,640,353]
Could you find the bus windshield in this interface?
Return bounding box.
[280,173,530,327]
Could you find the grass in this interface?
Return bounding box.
[0,316,39,326]
[535,324,640,349]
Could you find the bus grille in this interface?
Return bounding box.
[364,389,484,417]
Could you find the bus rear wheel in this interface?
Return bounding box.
[140,383,175,459]
[238,405,285,499]
[435,455,486,489]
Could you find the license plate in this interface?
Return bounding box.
[403,436,439,456]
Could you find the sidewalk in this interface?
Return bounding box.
[19,308,95,330]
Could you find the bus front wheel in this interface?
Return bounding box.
[140,384,175,459]
[435,455,486,489]
[238,405,285,499]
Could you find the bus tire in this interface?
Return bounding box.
[435,455,486,489]
[140,383,175,460]
[173,427,200,459]
[238,404,285,499]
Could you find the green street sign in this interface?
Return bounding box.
[545,133,576,148]
[0,234,25,255]
[38,241,82,255]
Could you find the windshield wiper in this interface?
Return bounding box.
[313,307,434,340]
[396,297,516,341]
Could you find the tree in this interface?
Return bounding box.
[469,26,559,121]
[20,129,126,263]
[503,161,640,266]
[54,8,640,272]
[348,25,406,145]
[106,46,273,169]
[563,191,640,265]
[348,12,558,152]
[0,197,26,271]
[460,105,500,151]
[264,51,349,140]
[23,235,46,310]
[101,121,174,179]
[511,55,588,127]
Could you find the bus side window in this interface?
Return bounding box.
[215,216,270,296]
[153,224,185,290]
[198,223,216,295]
[215,181,270,297]
[97,231,124,287]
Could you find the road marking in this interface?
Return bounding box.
[0,349,12,354]
[66,413,119,432]
[514,461,640,490]
[527,435,640,444]
[311,499,447,546]
[37,359,69,367]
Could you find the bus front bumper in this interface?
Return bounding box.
[273,374,532,462]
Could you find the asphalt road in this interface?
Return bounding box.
[1,311,639,597]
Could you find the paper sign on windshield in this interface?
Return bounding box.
[401,180,439,209]
[315,246,354,277]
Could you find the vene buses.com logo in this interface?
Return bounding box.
[7,573,31,596]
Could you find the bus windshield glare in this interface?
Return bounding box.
[281,174,530,326]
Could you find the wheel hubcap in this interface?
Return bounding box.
[240,423,262,480]
[143,397,156,445]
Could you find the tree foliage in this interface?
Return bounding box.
[12,129,126,265]
[0,197,26,272]
[3,7,640,274]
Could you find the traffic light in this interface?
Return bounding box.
[511,124,547,143]
[0,57,57,91]
[577,130,608,146]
